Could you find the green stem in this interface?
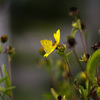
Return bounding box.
[65,66,73,100]
[64,54,79,90]
[8,55,13,100]
[73,48,85,73]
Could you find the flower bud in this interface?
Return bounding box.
[57,44,65,52]
[5,46,15,55]
[91,42,100,51]
[69,7,78,16]
[80,53,90,62]
[1,35,8,43]
[67,37,76,48]
[6,46,12,54]
[57,95,62,100]
[80,72,86,80]
[81,23,85,30]
[72,22,78,29]
[85,54,90,59]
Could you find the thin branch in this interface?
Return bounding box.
[72,48,85,73]
[79,30,87,54]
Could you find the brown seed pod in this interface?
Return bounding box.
[67,37,76,48]
[1,35,8,43]
[69,7,78,16]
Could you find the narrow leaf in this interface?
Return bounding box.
[79,85,87,100]
[0,86,6,93]
[71,29,78,37]
[3,64,11,88]
[77,19,81,30]
[0,44,2,54]
[3,86,16,97]
[86,49,100,82]
[0,76,7,84]
[97,87,100,99]
[65,51,72,62]
[50,87,58,99]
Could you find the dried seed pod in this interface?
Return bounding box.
[1,35,8,43]
[85,54,90,59]
[57,95,62,100]
[67,37,76,48]
[91,42,100,51]
[69,7,78,16]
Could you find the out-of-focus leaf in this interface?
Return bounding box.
[3,64,11,87]
[50,87,58,99]
[43,92,53,100]
[97,87,100,99]
[0,76,7,84]
[3,86,16,97]
[0,44,2,54]
[0,86,6,93]
[77,19,81,30]
[86,80,91,93]
[65,51,72,63]
[86,49,100,82]
[79,85,87,100]
[71,29,78,37]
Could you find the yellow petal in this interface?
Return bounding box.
[44,53,49,57]
[53,29,60,44]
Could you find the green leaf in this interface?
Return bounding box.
[3,64,11,88]
[86,79,91,93]
[0,44,2,54]
[86,49,100,82]
[0,86,6,93]
[79,85,87,100]
[3,86,16,97]
[71,29,78,37]
[97,87,100,99]
[50,87,58,99]
[43,92,53,100]
[65,51,72,63]
[77,19,81,30]
[0,76,7,84]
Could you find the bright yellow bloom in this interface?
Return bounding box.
[40,29,60,57]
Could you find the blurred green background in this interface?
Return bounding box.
[0,0,100,100]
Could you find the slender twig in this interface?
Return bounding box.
[72,48,85,73]
[64,54,79,90]
[79,30,87,54]
[8,55,13,100]
[65,64,73,100]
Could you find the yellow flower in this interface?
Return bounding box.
[40,29,60,57]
